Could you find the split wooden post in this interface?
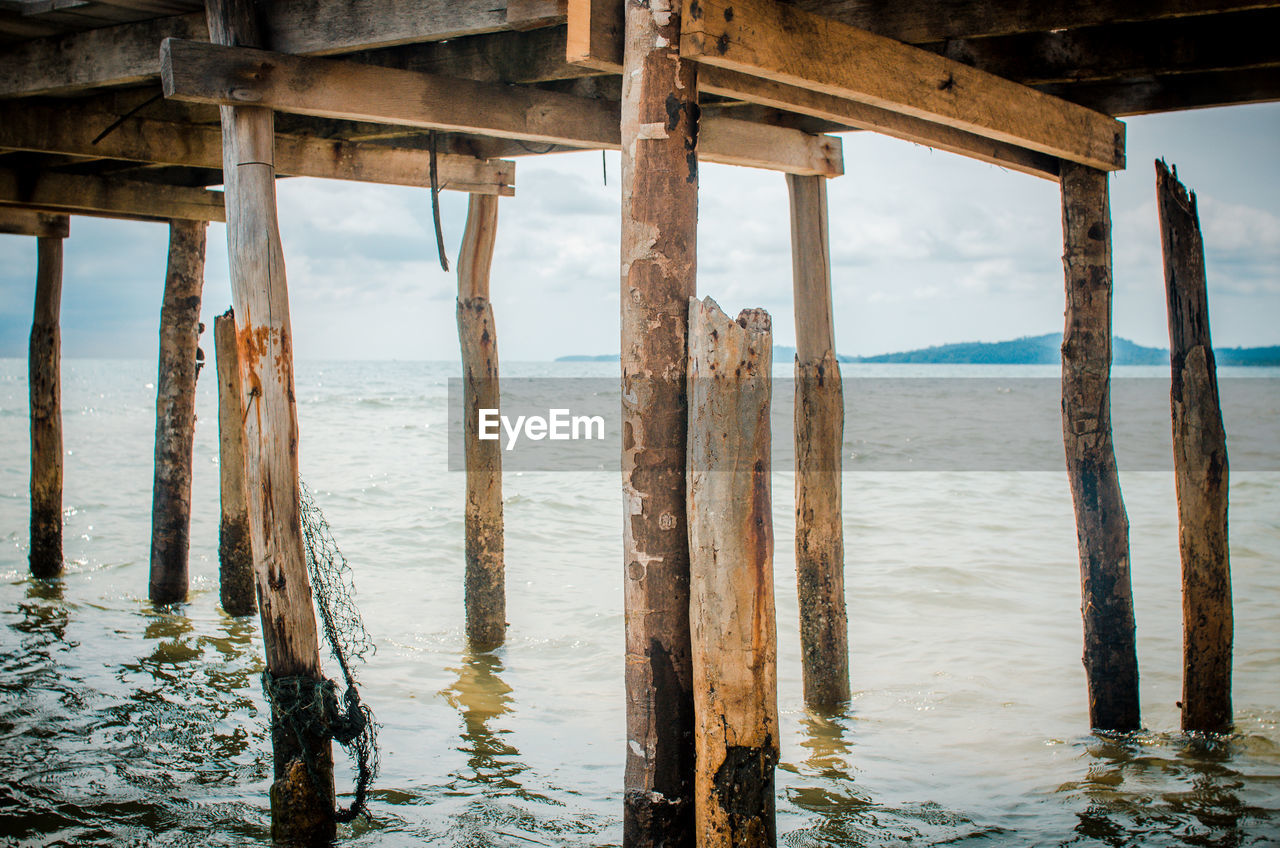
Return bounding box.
[1155,160,1232,733]
[214,308,255,617]
[148,219,208,604]
[204,0,334,839]
[29,225,68,579]
[1059,162,1140,732]
[457,193,505,650]
[786,173,850,710]
[619,0,700,843]
[687,297,779,848]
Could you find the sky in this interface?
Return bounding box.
[1,102,1277,361]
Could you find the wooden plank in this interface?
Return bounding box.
[1041,67,1280,116]
[1059,162,1140,731]
[28,233,64,579]
[566,0,622,71]
[700,66,1059,180]
[0,101,516,194]
[505,0,567,31]
[1155,159,1232,733]
[0,207,69,237]
[456,193,506,651]
[161,39,843,176]
[0,167,226,221]
[681,0,1125,171]
[214,306,256,618]
[149,218,207,605]
[687,297,778,847]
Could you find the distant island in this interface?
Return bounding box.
[557,334,1280,366]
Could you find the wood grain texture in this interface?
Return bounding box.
[566,0,622,71]
[28,236,64,579]
[148,219,207,605]
[620,2,698,843]
[1155,160,1232,733]
[1059,162,1140,732]
[204,0,332,839]
[681,0,1125,171]
[787,174,849,710]
[0,167,226,222]
[0,208,69,238]
[457,194,505,651]
[214,308,255,617]
[687,297,778,848]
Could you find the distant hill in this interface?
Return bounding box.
[557,336,1280,366]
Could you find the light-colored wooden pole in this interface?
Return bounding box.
[457,193,505,650]
[29,233,65,579]
[620,0,700,843]
[204,0,333,839]
[687,297,779,848]
[214,307,256,617]
[1155,160,1232,733]
[1059,162,1140,732]
[148,219,208,604]
[786,173,850,710]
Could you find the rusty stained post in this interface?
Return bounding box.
[214,308,256,617]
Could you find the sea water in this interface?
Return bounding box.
[0,359,1277,846]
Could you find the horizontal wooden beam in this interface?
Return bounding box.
[506,0,568,31]
[682,0,1125,171]
[699,66,1059,179]
[0,101,516,194]
[0,207,69,238]
[160,39,844,176]
[0,167,226,222]
[1041,66,1280,116]
[0,0,510,98]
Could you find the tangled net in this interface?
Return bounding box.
[262,480,379,823]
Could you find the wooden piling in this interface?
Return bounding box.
[148,219,208,605]
[1059,162,1140,732]
[29,229,67,579]
[214,308,255,617]
[456,193,505,650]
[205,0,334,839]
[786,173,850,710]
[1155,160,1232,733]
[619,0,700,842]
[687,297,779,848]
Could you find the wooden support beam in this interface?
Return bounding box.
[0,168,225,222]
[0,208,69,238]
[29,232,64,579]
[620,1,698,844]
[214,307,255,618]
[687,297,778,847]
[787,174,849,711]
[204,0,332,839]
[160,38,843,176]
[0,101,516,195]
[506,0,568,31]
[567,0,623,72]
[681,0,1125,171]
[1155,160,1232,733]
[1059,162,1140,731]
[1040,66,1280,117]
[148,218,207,605]
[457,193,505,651]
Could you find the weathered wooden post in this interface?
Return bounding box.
[214,307,255,617]
[786,173,850,710]
[1155,160,1232,733]
[456,193,505,650]
[1059,162,1140,732]
[29,218,69,579]
[687,297,779,848]
[203,0,334,838]
[148,219,208,604]
[620,0,700,842]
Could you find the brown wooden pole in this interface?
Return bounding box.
[786,173,850,710]
[148,219,208,604]
[214,307,256,617]
[1155,160,1232,733]
[687,297,779,848]
[1059,162,1140,732]
[29,232,65,579]
[204,0,334,839]
[457,193,505,650]
[620,0,700,843]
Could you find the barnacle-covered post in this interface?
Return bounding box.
[28,215,69,579]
